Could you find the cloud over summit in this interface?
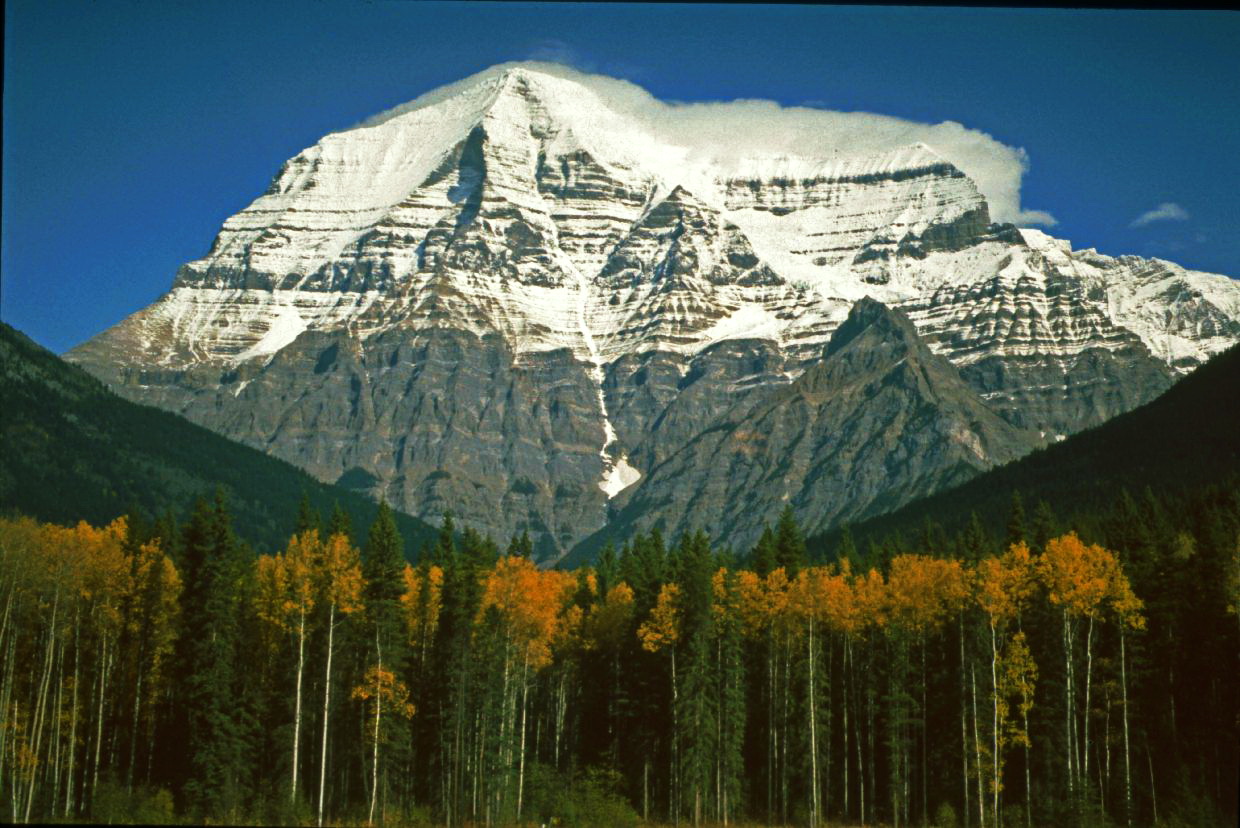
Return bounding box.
[369,61,1057,227]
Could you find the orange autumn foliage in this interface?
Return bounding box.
[480,555,575,669]
[887,554,971,633]
[638,583,681,653]
[1039,533,1144,629]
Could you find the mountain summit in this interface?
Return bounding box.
[67,64,1240,559]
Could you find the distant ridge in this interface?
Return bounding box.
[0,322,438,554]
[811,340,1240,555]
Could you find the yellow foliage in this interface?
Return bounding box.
[1039,533,1144,629]
[322,532,365,615]
[480,555,575,669]
[888,555,971,633]
[638,583,681,653]
[352,665,416,724]
[401,563,444,652]
[974,542,1037,626]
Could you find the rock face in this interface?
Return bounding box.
[66,64,1240,561]
[596,299,1041,554]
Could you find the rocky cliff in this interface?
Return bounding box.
[66,64,1240,561]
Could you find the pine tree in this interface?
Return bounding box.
[295,494,321,538]
[176,492,251,821]
[775,506,807,578]
[506,529,534,559]
[751,525,777,578]
[1006,492,1027,549]
[326,502,352,545]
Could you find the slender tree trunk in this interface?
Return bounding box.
[844,639,850,819]
[64,612,79,818]
[91,637,110,808]
[517,656,530,820]
[971,662,985,828]
[960,615,970,828]
[808,618,820,828]
[1023,701,1032,828]
[1083,617,1094,793]
[0,621,16,812]
[28,593,59,823]
[758,629,768,823]
[127,663,142,794]
[783,640,792,825]
[317,603,335,828]
[1145,744,1157,824]
[291,607,306,802]
[368,638,382,826]
[858,644,866,825]
[643,758,649,823]
[921,635,928,828]
[1120,631,1132,827]
[1063,612,1075,796]
[990,621,1001,827]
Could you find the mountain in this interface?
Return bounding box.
[65,64,1240,560]
[0,322,438,555]
[565,298,1040,564]
[813,340,1240,552]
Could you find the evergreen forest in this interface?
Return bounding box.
[0,479,1235,827]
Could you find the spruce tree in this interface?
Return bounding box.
[1031,500,1058,551]
[596,541,618,596]
[1006,491,1027,549]
[506,529,534,559]
[295,493,321,537]
[326,501,352,544]
[751,525,777,577]
[775,505,807,577]
[177,492,251,820]
[837,523,861,570]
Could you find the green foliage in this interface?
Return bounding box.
[92,780,179,825]
[526,764,640,828]
[933,800,958,828]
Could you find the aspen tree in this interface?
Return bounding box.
[316,532,364,827]
[975,542,1036,825]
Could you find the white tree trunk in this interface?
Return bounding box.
[1120,631,1132,827]
[808,618,819,828]
[292,608,305,802]
[516,656,530,820]
[317,603,335,828]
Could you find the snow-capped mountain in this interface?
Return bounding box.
[68,64,1240,559]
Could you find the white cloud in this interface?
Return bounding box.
[366,61,1056,226]
[1131,202,1190,228]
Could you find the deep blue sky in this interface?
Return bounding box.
[4,1,1238,353]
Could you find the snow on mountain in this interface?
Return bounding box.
[67,63,1240,559]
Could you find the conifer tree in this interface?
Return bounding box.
[751,525,777,578]
[1006,492,1027,549]
[177,492,250,820]
[295,494,321,538]
[775,506,807,578]
[326,502,352,545]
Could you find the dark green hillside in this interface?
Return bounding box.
[0,322,438,555]
[813,341,1240,555]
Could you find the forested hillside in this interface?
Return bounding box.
[1,480,1234,826]
[812,342,1240,554]
[0,322,437,554]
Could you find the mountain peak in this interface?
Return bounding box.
[824,297,922,358]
